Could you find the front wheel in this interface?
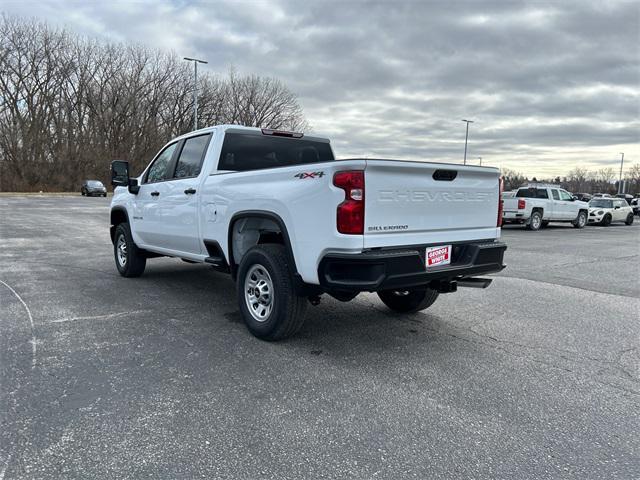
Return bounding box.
[378,288,439,313]
[236,244,307,341]
[625,213,634,225]
[114,222,146,277]
[601,214,612,227]
[573,211,587,228]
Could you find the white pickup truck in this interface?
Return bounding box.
[502,185,589,230]
[109,125,506,340]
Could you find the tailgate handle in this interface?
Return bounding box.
[433,169,457,181]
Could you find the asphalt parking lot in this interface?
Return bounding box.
[1,195,638,479]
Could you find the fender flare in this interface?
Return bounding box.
[110,207,130,243]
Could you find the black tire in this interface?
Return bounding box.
[572,210,587,229]
[601,214,612,227]
[625,213,634,225]
[114,222,146,277]
[81,189,85,196]
[236,244,307,341]
[103,193,107,197]
[378,288,439,313]
[526,211,543,231]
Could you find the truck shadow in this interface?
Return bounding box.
[129,260,474,360]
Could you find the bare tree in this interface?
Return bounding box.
[0,15,309,191]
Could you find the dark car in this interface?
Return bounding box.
[573,192,592,203]
[615,193,634,205]
[81,180,107,197]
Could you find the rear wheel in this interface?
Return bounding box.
[625,213,634,225]
[527,211,543,231]
[378,288,439,313]
[236,244,307,341]
[114,222,146,277]
[601,214,612,226]
[572,211,587,228]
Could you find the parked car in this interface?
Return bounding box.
[502,184,589,230]
[593,193,612,198]
[631,197,640,216]
[109,125,506,340]
[81,180,107,197]
[615,193,634,205]
[588,198,634,226]
[573,193,592,203]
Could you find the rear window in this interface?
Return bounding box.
[516,188,549,199]
[218,133,334,172]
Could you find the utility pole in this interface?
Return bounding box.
[462,119,474,165]
[477,156,482,166]
[183,57,208,131]
[618,152,624,194]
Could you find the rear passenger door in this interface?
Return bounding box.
[156,133,213,254]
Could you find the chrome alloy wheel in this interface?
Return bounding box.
[116,234,127,267]
[578,212,587,227]
[244,264,274,322]
[531,214,542,230]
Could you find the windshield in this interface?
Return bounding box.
[218,133,334,172]
[589,199,612,208]
[87,180,104,187]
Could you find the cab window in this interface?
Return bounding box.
[145,143,179,183]
[551,189,560,200]
[559,190,573,201]
[174,134,212,179]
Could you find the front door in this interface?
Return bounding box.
[133,141,180,247]
[558,189,577,220]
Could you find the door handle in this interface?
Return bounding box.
[150,191,160,197]
[184,188,196,195]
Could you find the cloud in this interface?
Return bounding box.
[3,0,638,177]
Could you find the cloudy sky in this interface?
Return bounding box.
[3,0,639,177]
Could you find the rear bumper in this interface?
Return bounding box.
[318,241,507,292]
[502,211,526,222]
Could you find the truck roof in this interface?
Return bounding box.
[172,124,331,144]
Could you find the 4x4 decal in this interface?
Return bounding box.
[294,171,324,179]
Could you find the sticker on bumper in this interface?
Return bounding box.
[426,245,451,268]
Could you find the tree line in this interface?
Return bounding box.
[0,15,308,191]
[502,164,640,195]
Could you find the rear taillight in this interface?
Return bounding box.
[334,170,364,234]
[518,199,526,210]
[497,177,504,227]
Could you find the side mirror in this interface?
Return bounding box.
[111,160,129,187]
[111,160,139,195]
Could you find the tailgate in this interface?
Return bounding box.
[363,160,500,248]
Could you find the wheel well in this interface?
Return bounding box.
[531,207,543,217]
[228,214,296,279]
[110,208,128,243]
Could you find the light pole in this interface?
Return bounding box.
[477,156,482,166]
[618,152,624,194]
[183,57,208,131]
[462,119,474,165]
